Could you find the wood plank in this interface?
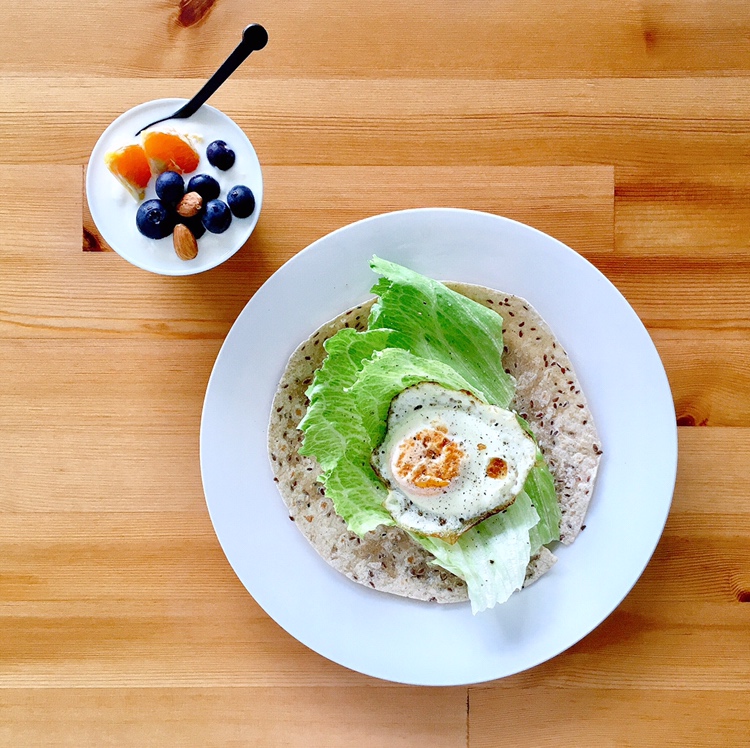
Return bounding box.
[673,427,750,514]
[82,194,112,252]
[469,687,750,747]
[0,430,746,689]
[0,687,467,747]
[0,510,363,687]
[616,165,750,257]
[1,0,750,79]
[651,328,750,427]
[0,165,613,339]
[0,339,216,511]
[82,165,613,254]
[0,165,82,253]
[1,78,749,168]
[590,255,750,329]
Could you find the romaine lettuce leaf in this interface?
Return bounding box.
[525,460,561,550]
[415,491,539,613]
[299,328,392,472]
[319,448,393,536]
[296,260,561,610]
[300,338,481,536]
[368,256,516,408]
[515,414,561,548]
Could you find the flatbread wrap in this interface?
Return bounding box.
[268,258,601,612]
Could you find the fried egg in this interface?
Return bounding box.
[372,382,537,542]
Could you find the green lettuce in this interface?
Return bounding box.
[297,258,561,611]
[299,328,392,473]
[368,256,516,408]
[526,460,561,551]
[516,415,562,549]
[300,340,480,535]
[300,338,543,608]
[416,492,540,614]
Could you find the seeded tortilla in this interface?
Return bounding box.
[268,283,601,604]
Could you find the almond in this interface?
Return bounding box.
[173,223,199,261]
[176,191,203,218]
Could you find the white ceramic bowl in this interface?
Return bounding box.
[87,98,263,276]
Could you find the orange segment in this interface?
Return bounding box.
[104,144,151,200]
[141,130,200,175]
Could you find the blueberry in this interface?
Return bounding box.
[178,214,206,240]
[227,185,256,218]
[187,174,221,202]
[155,171,184,205]
[136,199,175,239]
[201,199,232,234]
[206,140,236,171]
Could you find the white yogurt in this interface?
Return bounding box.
[87,98,263,276]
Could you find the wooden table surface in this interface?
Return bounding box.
[2,1,749,745]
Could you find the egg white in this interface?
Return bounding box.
[372,383,537,542]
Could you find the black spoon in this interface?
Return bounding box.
[135,24,268,136]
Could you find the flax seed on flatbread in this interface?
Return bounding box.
[268,283,601,604]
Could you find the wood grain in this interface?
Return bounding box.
[1,0,749,744]
[0,340,216,512]
[1,0,749,78]
[2,78,750,169]
[469,688,750,747]
[82,164,614,254]
[588,255,750,329]
[470,427,750,746]
[176,0,217,29]
[0,687,467,747]
[652,329,750,427]
[616,165,750,258]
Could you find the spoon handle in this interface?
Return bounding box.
[172,24,268,119]
[134,24,268,135]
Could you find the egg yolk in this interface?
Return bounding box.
[486,457,508,479]
[392,424,465,493]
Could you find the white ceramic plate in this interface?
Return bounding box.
[200,208,677,685]
[87,98,262,276]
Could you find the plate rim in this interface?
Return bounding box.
[200,206,678,685]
